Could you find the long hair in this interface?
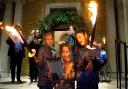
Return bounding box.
[75,29,88,47]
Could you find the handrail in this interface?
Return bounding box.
[115,39,128,89]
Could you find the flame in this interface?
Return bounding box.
[89,35,92,42]
[103,37,106,44]
[75,80,77,89]
[0,22,24,43]
[88,1,97,27]
[0,21,2,25]
[0,21,4,29]
[5,25,24,43]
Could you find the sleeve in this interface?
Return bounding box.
[27,36,34,44]
[92,58,102,72]
[6,37,13,46]
[36,47,44,67]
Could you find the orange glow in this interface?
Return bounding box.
[0,21,4,29]
[0,21,2,25]
[88,1,97,27]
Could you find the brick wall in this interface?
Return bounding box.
[21,0,107,75]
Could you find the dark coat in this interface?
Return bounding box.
[6,37,25,58]
[74,46,102,89]
[37,45,55,87]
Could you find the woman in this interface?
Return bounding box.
[74,30,101,89]
[35,31,55,89]
[57,43,75,89]
[28,29,42,83]
[6,24,25,84]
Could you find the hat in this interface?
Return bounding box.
[35,29,40,33]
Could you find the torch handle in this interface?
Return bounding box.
[17,31,33,53]
[90,20,97,47]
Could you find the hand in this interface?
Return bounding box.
[34,56,37,60]
[86,61,93,71]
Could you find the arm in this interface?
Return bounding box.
[6,37,14,46]
[35,47,44,67]
[92,58,102,72]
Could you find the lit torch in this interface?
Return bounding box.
[102,37,106,45]
[0,21,36,58]
[88,1,97,47]
[0,21,24,43]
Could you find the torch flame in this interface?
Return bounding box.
[103,37,106,45]
[0,21,4,29]
[5,25,24,43]
[0,21,2,25]
[88,1,97,27]
[89,35,92,42]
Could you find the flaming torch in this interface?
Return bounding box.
[88,1,97,47]
[0,22,24,43]
[0,21,36,58]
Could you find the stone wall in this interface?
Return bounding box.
[22,0,107,75]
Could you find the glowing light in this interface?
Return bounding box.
[0,21,2,25]
[88,1,97,26]
[0,21,4,29]
[89,35,92,42]
[5,25,24,43]
[103,37,106,44]
[75,80,77,89]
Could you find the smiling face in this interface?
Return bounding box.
[34,30,40,37]
[61,46,70,62]
[60,44,71,63]
[44,33,54,47]
[68,25,75,35]
[76,32,88,46]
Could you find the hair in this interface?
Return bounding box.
[68,24,77,31]
[75,29,88,46]
[43,31,54,44]
[60,43,72,53]
[34,28,42,37]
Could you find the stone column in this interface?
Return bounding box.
[0,1,13,76]
[123,0,128,43]
[105,0,116,73]
[14,0,23,24]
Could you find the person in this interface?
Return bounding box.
[6,24,25,84]
[66,25,75,47]
[74,30,101,89]
[97,43,107,65]
[27,29,42,83]
[35,31,55,89]
[65,25,76,59]
[56,43,75,89]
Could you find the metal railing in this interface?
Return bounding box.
[115,39,128,89]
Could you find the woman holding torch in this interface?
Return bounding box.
[6,24,25,84]
[74,30,101,89]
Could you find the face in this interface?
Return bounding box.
[61,46,70,62]
[76,33,87,46]
[86,50,95,61]
[68,25,74,35]
[35,32,40,37]
[45,35,54,47]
